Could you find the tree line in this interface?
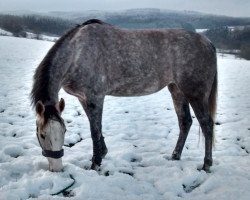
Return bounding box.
[0,14,249,60]
[0,14,73,37]
[204,26,250,60]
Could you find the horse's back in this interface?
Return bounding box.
[68,22,216,97]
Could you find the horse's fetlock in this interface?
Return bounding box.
[91,162,101,171]
[101,146,108,158]
[92,155,102,166]
[204,157,213,166]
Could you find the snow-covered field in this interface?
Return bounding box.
[0,36,250,200]
[0,28,13,36]
[0,28,58,42]
[26,32,59,42]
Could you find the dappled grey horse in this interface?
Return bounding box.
[31,19,217,172]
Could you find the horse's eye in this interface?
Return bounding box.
[40,134,45,140]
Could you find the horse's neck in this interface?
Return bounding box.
[36,59,66,105]
[44,44,74,104]
[44,67,63,105]
[31,27,81,107]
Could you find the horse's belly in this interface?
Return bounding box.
[107,80,166,97]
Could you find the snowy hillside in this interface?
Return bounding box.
[0,36,250,200]
[0,28,13,36]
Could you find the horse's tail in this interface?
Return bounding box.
[208,70,218,144]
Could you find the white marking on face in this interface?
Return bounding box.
[37,120,65,172]
[47,120,65,151]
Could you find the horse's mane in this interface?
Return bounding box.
[81,19,104,26]
[30,19,104,107]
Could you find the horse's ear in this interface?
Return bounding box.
[57,98,65,113]
[36,101,45,116]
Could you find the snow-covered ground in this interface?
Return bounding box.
[0,28,13,36]
[195,29,208,33]
[0,28,57,42]
[0,36,249,200]
[26,32,58,42]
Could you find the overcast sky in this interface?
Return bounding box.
[0,0,249,17]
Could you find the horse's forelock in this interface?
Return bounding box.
[42,106,64,128]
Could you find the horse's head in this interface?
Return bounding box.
[35,98,66,172]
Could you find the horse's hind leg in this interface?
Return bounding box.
[189,98,214,172]
[168,83,192,160]
[79,95,108,170]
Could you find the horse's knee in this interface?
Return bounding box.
[179,115,192,134]
[178,103,192,132]
[184,105,192,126]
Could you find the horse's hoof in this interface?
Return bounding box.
[202,165,211,173]
[171,153,181,161]
[197,164,211,173]
[91,163,101,171]
[200,158,212,173]
[163,154,180,161]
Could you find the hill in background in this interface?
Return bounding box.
[0,8,250,59]
[43,8,250,30]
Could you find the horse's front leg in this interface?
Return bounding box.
[79,95,108,170]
